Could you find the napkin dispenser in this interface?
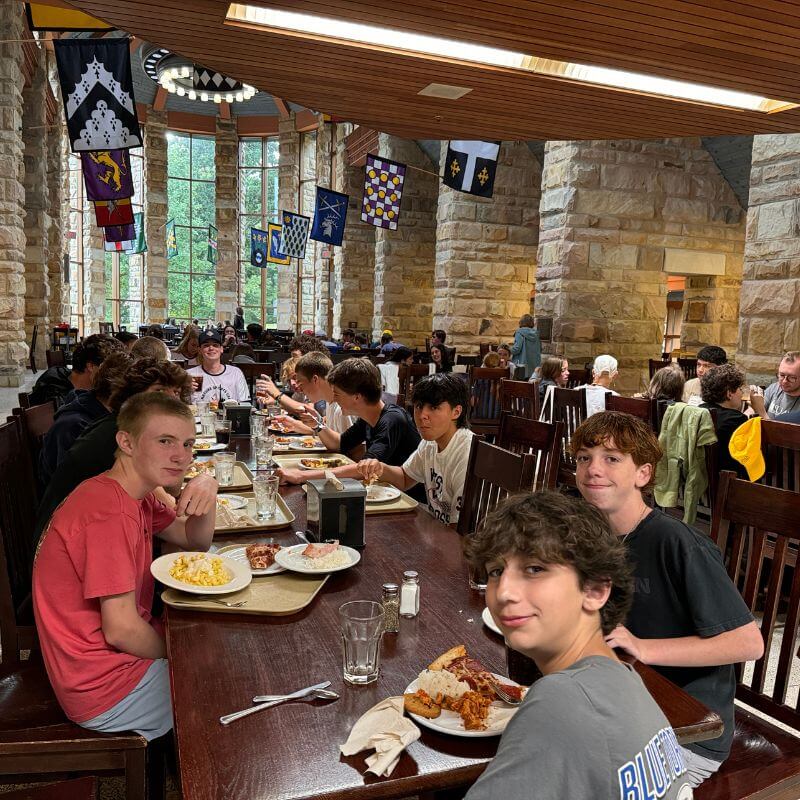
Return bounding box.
[306,476,366,548]
[224,403,252,436]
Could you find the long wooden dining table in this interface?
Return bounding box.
[166,437,723,800]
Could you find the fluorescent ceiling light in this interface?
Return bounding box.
[227,3,797,113]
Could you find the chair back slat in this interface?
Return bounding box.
[45,349,65,368]
[398,364,431,406]
[17,402,56,486]
[500,379,540,421]
[605,395,658,430]
[566,364,593,389]
[649,358,672,379]
[760,420,800,493]
[551,387,587,485]
[710,472,800,729]
[456,439,536,538]
[497,414,563,492]
[677,357,698,380]
[469,368,507,435]
[233,361,276,396]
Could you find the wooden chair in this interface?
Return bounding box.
[550,387,587,487]
[478,342,492,359]
[566,363,593,389]
[45,350,65,369]
[98,322,114,335]
[677,357,698,380]
[497,413,563,492]
[605,395,658,430]
[0,419,152,800]
[17,392,31,410]
[1,776,97,799]
[397,364,431,410]
[697,472,800,800]
[455,354,480,367]
[500,378,540,421]
[760,419,800,494]
[648,357,672,379]
[468,367,508,438]
[234,361,276,396]
[14,402,56,483]
[456,438,536,538]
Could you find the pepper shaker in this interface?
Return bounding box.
[381,583,400,633]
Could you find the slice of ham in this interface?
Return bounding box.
[302,540,339,558]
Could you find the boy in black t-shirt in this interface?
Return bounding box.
[572,411,764,787]
[278,358,421,493]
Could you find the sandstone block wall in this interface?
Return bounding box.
[144,109,168,324]
[739,134,800,383]
[313,121,333,334]
[372,135,437,347]
[215,118,238,322]
[277,114,299,330]
[434,140,539,353]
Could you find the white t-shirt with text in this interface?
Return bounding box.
[188,364,250,403]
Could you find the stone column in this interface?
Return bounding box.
[738,134,800,383]
[82,209,105,334]
[434,141,539,353]
[332,124,374,338]
[215,117,238,322]
[277,113,299,330]
[313,120,332,334]
[371,135,437,347]
[144,109,168,324]
[536,138,744,394]
[0,1,28,386]
[22,46,50,364]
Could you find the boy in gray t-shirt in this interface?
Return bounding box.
[463,492,694,800]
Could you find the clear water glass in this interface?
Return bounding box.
[254,435,275,469]
[339,600,385,685]
[251,414,268,438]
[468,563,488,592]
[213,452,236,487]
[200,413,216,438]
[252,474,279,518]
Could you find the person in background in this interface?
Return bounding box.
[509,314,541,380]
[430,329,447,347]
[221,325,238,354]
[33,392,216,742]
[233,306,245,331]
[462,491,693,800]
[380,330,401,355]
[481,352,501,368]
[644,363,685,405]
[572,411,763,785]
[573,354,619,416]
[30,334,125,408]
[130,336,170,362]
[187,330,249,404]
[535,356,570,403]
[430,343,452,373]
[315,330,340,352]
[378,346,414,395]
[700,363,749,479]
[114,331,138,350]
[229,343,256,364]
[145,324,164,340]
[341,329,356,350]
[245,323,264,347]
[496,344,513,375]
[749,351,800,419]
[353,334,368,350]
[174,325,200,366]
[358,373,473,525]
[682,345,727,404]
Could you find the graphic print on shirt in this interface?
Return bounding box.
[198,383,233,402]
[617,726,691,799]
[427,467,452,523]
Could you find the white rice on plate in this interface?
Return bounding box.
[286,548,351,570]
[417,669,471,699]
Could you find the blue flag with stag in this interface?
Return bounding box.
[310,186,348,247]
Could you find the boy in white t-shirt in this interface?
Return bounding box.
[358,373,474,525]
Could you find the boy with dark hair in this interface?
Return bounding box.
[682,345,728,403]
[572,411,764,786]
[700,363,749,478]
[33,392,216,740]
[277,358,421,490]
[463,491,693,799]
[358,373,473,524]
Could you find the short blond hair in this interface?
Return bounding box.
[117,392,193,440]
[280,356,300,385]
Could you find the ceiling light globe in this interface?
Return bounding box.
[235,91,244,102]
[213,93,222,103]
[201,92,209,102]
[188,90,197,100]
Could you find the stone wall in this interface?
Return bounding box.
[738,134,800,383]
[0,1,28,385]
[277,114,299,330]
[536,138,744,393]
[313,121,332,334]
[372,135,437,347]
[22,46,49,364]
[332,124,374,338]
[434,141,539,353]
[143,109,168,324]
[215,117,238,322]
[81,206,105,334]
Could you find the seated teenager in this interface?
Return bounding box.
[682,345,727,404]
[699,363,749,480]
[534,355,569,402]
[643,363,685,405]
[357,373,473,525]
[572,411,764,786]
[430,343,452,373]
[463,491,694,800]
[278,358,421,493]
[34,358,194,547]
[33,392,216,740]
[188,330,249,404]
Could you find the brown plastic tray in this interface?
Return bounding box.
[214,493,294,534]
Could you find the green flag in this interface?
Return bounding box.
[124,212,147,255]
[207,224,218,265]
[166,218,178,259]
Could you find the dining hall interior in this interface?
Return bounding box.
[2,1,800,799]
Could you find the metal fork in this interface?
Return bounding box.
[492,682,524,705]
[171,597,247,608]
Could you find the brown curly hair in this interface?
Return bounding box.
[462,491,633,635]
[700,362,745,405]
[108,357,192,411]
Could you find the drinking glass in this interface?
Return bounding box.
[196,401,209,417]
[251,414,268,439]
[252,473,279,519]
[214,419,232,445]
[339,600,385,685]
[254,435,275,469]
[468,562,488,592]
[213,452,236,487]
[200,413,216,438]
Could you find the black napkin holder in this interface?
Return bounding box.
[306,477,366,548]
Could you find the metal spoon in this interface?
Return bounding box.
[252,688,339,703]
[295,529,310,544]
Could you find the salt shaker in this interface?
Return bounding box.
[399,570,420,618]
[381,583,400,633]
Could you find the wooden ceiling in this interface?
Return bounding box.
[64,0,800,141]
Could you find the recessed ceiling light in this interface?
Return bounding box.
[418,83,472,100]
[226,3,799,113]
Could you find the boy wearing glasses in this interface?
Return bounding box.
[749,351,800,419]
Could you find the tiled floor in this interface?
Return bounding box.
[0,369,42,419]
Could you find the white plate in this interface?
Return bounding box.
[216,494,248,510]
[404,673,523,738]
[274,543,361,574]
[217,544,286,576]
[482,607,502,636]
[366,484,402,504]
[193,440,227,453]
[298,457,347,470]
[150,552,252,595]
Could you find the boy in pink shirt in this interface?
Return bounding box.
[33,392,217,739]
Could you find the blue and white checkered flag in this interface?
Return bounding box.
[279,210,310,259]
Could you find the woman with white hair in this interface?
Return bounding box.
[573,354,620,415]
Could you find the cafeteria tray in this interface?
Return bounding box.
[162,571,329,616]
[301,484,419,514]
[270,453,354,469]
[184,461,254,493]
[214,493,294,534]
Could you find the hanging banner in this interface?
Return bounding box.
[93,198,134,227]
[442,140,500,198]
[310,187,348,246]
[267,222,290,265]
[166,219,178,258]
[279,211,310,260]
[250,227,267,267]
[207,224,218,265]
[81,149,133,201]
[361,153,405,231]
